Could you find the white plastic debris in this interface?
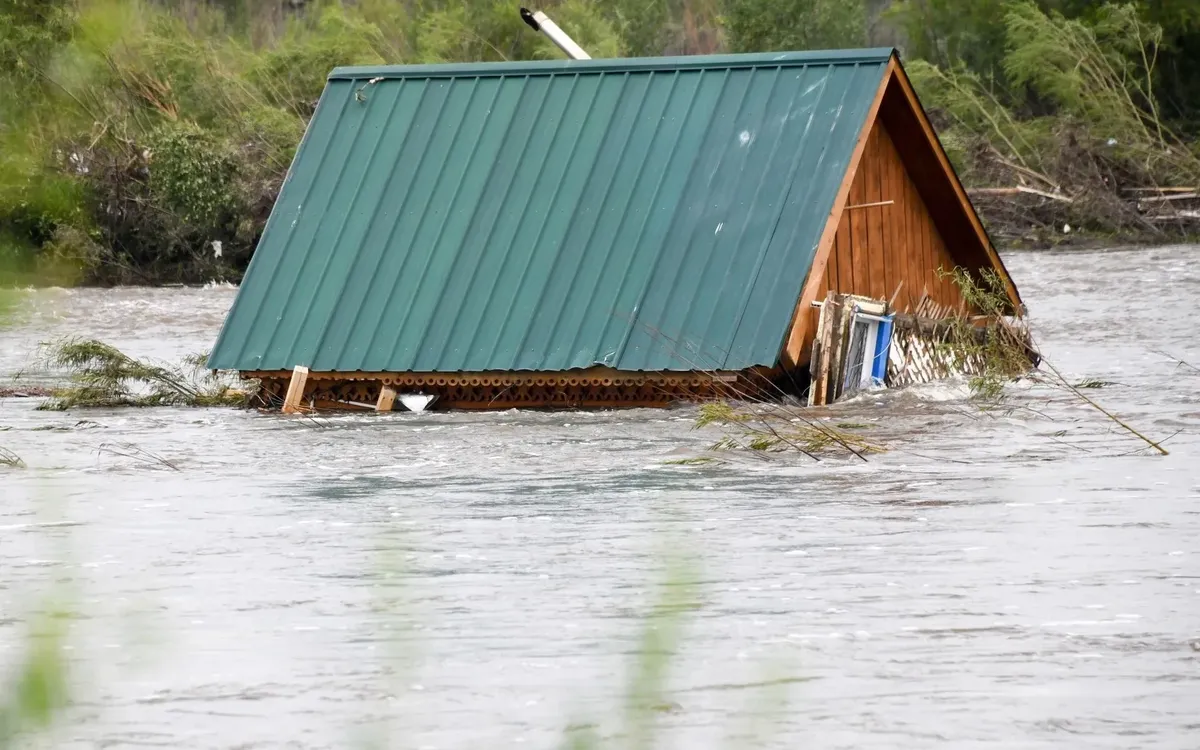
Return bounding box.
[399,394,437,413]
[211,240,223,258]
[1063,224,1072,234]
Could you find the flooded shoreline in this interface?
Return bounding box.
[2,246,1199,749]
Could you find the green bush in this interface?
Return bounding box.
[725,0,866,52]
[37,225,104,284]
[146,122,237,230]
[247,4,388,115]
[0,0,74,91]
[887,0,1011,73]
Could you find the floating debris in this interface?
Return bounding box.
[0,446,25,469]
[0,386,54,398]
[807,287,1037,407]
[31,338,255,411]
[695,401,883,461]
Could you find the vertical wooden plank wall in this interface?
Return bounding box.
[820,122,964,313]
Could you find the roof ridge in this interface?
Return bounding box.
[329,49,896,81]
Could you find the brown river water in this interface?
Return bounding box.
[1,246,1198,749]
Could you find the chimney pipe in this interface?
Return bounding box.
[520,7,591,60]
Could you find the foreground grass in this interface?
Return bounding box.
[0,607,71,749]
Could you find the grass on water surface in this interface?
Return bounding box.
[27,337,252,411]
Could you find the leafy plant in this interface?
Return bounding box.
[1004,1,1199,184]
[905,59,1045,175]
[0,0,74,92]
[146,121,237,228]
[936,266,1038,403]
[32,337,253,410]
[0,605,71,748]
[939,265,1168,455]
[247,3,388,115]
[906,2,1200,242]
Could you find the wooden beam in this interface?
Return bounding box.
[781,55,898,370]
[843,200,895,210]
[376,384,397,412]
[969,186,1073,202]
[251,365,781,413]
[1138,192,1199,203]
[281,365,309,414]
[809,293,837,406]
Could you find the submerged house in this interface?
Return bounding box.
[207,47,1023,412]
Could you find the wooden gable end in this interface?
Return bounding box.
[819,120,961,314]
[782,55,1023,369]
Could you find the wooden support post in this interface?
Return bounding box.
[376,384,397,413]
[282,365,309,414]
[809,293,837,407]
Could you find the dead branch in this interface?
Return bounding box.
[969,186,1074,202]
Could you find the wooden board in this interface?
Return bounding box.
[865,128,887,301]
[376,384,397,412]
[281,365,309,414]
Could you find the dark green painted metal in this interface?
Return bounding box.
[208,50,892,373]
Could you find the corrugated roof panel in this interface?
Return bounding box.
[208,51,892,374]
[731,62,886,366]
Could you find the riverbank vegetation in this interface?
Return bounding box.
[1,0,1198,286]
[906,2,1200,246]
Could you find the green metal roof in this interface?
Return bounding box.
[208,50,893,373]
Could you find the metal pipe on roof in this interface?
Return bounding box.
[519,7,591,60]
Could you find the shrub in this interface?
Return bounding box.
[37,225,104,285]
[724,0,866,53]
[247,4,387,116]
[146,122,237,230]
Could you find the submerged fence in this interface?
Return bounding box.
[809,292,1036,405]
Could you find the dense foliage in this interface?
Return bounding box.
[905,1,1200,243]
[1,0,1197,284]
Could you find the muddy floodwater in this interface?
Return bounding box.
[2,246,1198,749]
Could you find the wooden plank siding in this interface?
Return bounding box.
[878,64,1020,309]
[820,122,967,315]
